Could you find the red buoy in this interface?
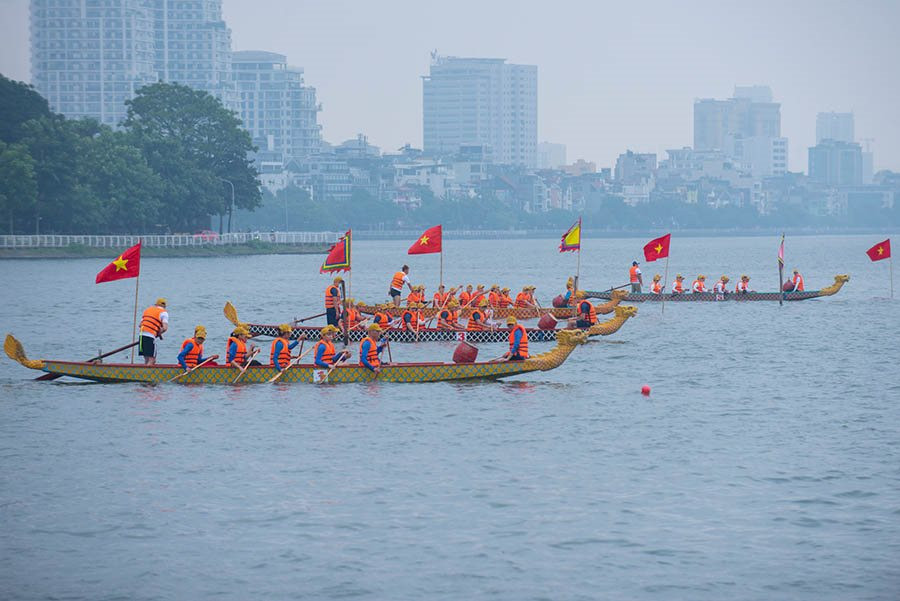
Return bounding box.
[641,385,651,396]
[452,341,479,364]
[537,313,558,330]
[551,294,567,308]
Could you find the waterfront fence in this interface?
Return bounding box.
[0,231,342,249]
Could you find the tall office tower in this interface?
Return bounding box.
[30,0,158,126]
[151,0,236,109]
[693,85,781,151]
[816,112,854,143]
[232,51,321,163]
[808,140,863,186]
[423,54,537,167]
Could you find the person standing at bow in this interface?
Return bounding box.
[359,324,387,373]
[630,261,643,293]
[502,316,529,361]
[787,269,804,291]
[138,297,169,365]
[389,265,413,307]
[650,274,663,294]
[226,326,260,368]
[270,324,303,372]
[324,277,343,327]
[178,325,218,371]
[314,325,350,369]
[692,275,707,293]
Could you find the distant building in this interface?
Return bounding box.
[737,136,789,178]
[816,112,854,143]
[808,140,863,186]
[423,54,537,167]
[615,151,656,184]
[563,159,596,177]
[334,134,380,159]
[537,142,567,169]
[694,86,781,153]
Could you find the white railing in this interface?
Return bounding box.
[0,231,342,249]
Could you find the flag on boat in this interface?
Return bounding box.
[408,224,442,255]
[95,241,141,284]
[320,230,351,273]
[559,218,581,252]
[643,233,671,262]
[866,239,891,262]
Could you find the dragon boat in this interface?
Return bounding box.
[224,302,636,343]
[584,275,850,302]
[4,331,587,385]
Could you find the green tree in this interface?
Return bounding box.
[0,74,51,143]
[0,141,37,233]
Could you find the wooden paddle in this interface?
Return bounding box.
[167,355,219,383]
[318,353,350,384]
[267,346,314,383]
[231,348,260,384]
[294,311,327,324]
[35,340,139,381]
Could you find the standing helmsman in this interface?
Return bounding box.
[389,265,413,307]
[325,276,343,327]
[629,261,643,293]
[139,297,169,365]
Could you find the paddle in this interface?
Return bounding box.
[223,301,240,326]
[34,340,140,381]
[231,348,260,384]
[318,353,350,384]
[425,292,452,328]
[294,311,327,324]
[267,346,314,383]
[167,355,219,383]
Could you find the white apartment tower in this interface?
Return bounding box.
[423,55,537,167]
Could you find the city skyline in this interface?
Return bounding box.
[1,0,898,172]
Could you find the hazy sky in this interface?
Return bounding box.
[2,0,898,172]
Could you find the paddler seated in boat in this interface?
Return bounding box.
[499,287,513,308]
[671,274,685,294]
[787,269,804,291]
[735,275,752,293]
[458,285,473,307]
[502,316,529,361]
[358,324,387,373]
[466,302,488,331]
[314,325,350,369]
[692,274,707,293]
[432,285,449,308]
[324,276,343,326]
[478,297,498,329]
[371,304,393,330]
[226,326,260,368]
[650,274,663,294]
[468,284,486,306]
[406,284,425,306]
[713,275,730,295]
[389,265,413,307]
[270,323,305,372]
[342,298,362,330]
[488,284,502,308]
[562,277,576,306]
[514,286,535,308]
[400,303,426,331]
[178,325,218,371]
[630,261,643,293]
[139,297,169,365]
[437,299,463,330]
[566,293,597,329]
[525,285,539,307]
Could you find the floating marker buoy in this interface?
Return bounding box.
[641,385,651,396]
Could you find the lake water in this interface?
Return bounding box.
[1,234,899,600]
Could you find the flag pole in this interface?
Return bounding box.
[440,247,444,288]
[661,255,669,316]
[778,232,784,307]
[131,271,140,363]
[890,254,894,299]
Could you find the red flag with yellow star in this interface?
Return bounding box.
[408,225,442,255]
[95,241,141,283]
[866,239,891,262]
[643,234,671,262]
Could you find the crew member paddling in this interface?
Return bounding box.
[178,325,218,371]
[692,275,707,293]
[437,299,463,330]
[788,269,804,291]
[735,275,751,293]
[630,261,643,293]
[458,285,473,306]
[562,278,576,306]
[314,325,350,369]
[389,265,413,307]
[713,275,730,295]
[324,276,343,326]
[651,274,663,294]
[270,324,303,372]
[499,287,513,307]
[226,326,260,368]
[672,274,685,294]
[138,297,169,365]
[358,324,387,373]
[466,305,487,331]
[502,316,529,361]
[567,294,597,328]
[433,285,449,308]
[488,284,502,308]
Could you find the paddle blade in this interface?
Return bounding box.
[224,301,239,326]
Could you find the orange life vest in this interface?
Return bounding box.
[736,281,748,293]
[578,300,597,325]
[692,280,705,293]
[714,281,727,294]
[438,309,455,330]
[180,338,203,368]
[401,309,417,330]
[514,292,529,308]
[433,292,449,307]
[140,305,165,336]
[227,336,246,365]
[458,291,471,305]
[629,265,640,283]
[566,288,577,306]
[651,281,662,294]
[673,281,684,293]
[345,308,360,328]
[467,309,486,331]
[315,340,335,365]
[358,336,380,368]
[373,312,391,327]
[508,324,529,358]
[325,284,340,309]
[390,271,406,291]
[499,294,512,307]
[792,273,804,291]
[270,336,292,368]
[487,291,499,307]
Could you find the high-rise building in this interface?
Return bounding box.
[694,86,781,152]
[816,112,854,143]
[808,140,863,186]
[30,0,158,126]
[423,55,537,167]
[615,151,657,184]
[233,51,320,164]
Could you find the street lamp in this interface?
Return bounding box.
[219,178,235,233]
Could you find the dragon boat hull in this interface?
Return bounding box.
[584,275,850,302]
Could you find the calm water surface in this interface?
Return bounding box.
[1,235,899,600]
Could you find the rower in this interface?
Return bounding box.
[458,285,473,307]
[650,274,663,295]
[178,325,218,371]
[399,303,424,331]
[468,284,486,306]
[629,261,643,293]
[499,287,513,308]
[342,298,362,330]
[735,275,751,293]
[437,299,463,330]
[270,323,302,372]
[314,325,350,369]
[433,284,449,308]
[358,324,386,373]
[488,284,502,308]
[525,285,538,307]
[672,274,685,294]
[389,265,413,307]
[226,325,260,368]
[788,269,804,291]
[324,276,343,326]
[713,275,730,295]
[371,304,393,329]
[466,303,487,331]
[406,284,425,306]
[692,275,707,293]
[502,316,529,361]
[478,297,498,329]
[562,277,576,306]
[138,297,169,365]
[568,293,597,328]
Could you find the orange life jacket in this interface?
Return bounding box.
[458,291,471,305]
[514,292,529,308]
[401,309,417,330]
[651,281,662,294]
[469,291,485,305]
[270,336,292,368]
[578,300,597,325]
[692,280,705,293]
[358,335,380,368]
[227,336,246,365]
[467,309,486,331]
[390,271,406,291]
[566,288,577,306]
[487,291,499,307]
[736,281,748,292]
[140,305,165,336]
[499,294,512,307]
[180,337,203,368]
[315,340,335,365]
[714,281,727,293]
[373,312,391,327]
[629,265,640,283]
[508,324,529,358]
[433,292,449,307]
[673,281,684,293]
[792,273,804,291]
[345,308,360,328]
[438,309,455,330]
[325,284,340,309]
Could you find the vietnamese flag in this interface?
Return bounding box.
[643,234,671,262]
[866,239,891,262]
[95,241,141,283]
[408,225,442,255]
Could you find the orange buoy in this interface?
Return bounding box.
[641,385,651,396]
[452,341,479,364]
